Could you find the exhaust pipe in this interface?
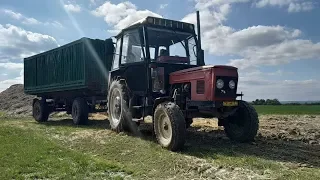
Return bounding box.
[196,11,202,50]
[196,11,205,66]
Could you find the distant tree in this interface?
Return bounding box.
[252,98,281,105]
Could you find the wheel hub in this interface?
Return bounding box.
[110,89,122,125]
[157,112,172,145]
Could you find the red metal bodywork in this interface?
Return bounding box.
[169,65,238,101]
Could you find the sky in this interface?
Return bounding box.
[0,0,319,101]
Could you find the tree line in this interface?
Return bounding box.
[251,99,320,105]
[251,99,281,105]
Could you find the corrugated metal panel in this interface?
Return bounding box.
[24,38,114,96]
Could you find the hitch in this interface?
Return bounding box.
[237,92,244,100]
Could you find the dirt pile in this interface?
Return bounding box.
[0,84,35,116]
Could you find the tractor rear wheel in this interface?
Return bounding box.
[154,102,186,151]
[72,98,89,125]
[223,100,259,142]
[108,80,138,134]
[33,99,49,122]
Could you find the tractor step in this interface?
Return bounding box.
[132,106,142,109]
[132,118,143,122]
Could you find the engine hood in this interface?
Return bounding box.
[170,65,237,76]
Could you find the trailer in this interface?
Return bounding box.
[24,37,114,124]
[25,11,259,151]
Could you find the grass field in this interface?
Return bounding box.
[254,105,320,115]
[0,116,319,179]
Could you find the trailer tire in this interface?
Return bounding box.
[223,100,259,142]
[154,102,186,151]
[108,80,137,134]
[72,98,89,125]
[33,99,49,122]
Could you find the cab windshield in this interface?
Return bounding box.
[147,27,197,65]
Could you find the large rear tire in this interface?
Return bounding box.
[154,102,186,151]
[72,98,89,125]
[223,100,259,142]
[107,80,138,134]
[33,99,49,122]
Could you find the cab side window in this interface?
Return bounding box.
[121,29,144,64]
[112,38,121,70]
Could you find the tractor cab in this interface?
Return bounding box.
[109,16,204,104]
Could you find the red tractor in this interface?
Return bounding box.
[107,11,259,151]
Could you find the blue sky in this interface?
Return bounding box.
[0,0,319,101]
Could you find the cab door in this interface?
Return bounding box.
[109,28,148,95]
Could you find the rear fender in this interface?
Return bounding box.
[152,97,172,115]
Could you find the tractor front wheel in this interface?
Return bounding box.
[154,102,186,151]
[223,100,259,142]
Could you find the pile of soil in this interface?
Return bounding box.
[0,84,35,116]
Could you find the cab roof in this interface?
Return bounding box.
[115,16,196,37]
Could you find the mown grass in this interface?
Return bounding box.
[0,125,131,179]
[0,118,319,179]
[254,105,320,115]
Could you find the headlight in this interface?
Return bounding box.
[216,79,224,89]
[229,80,235,89]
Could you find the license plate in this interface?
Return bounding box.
[223,101,238,107]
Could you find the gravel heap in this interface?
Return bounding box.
[0,84,35,116]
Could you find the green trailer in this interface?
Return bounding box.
[24,37,114,124]
[24,37,114,96]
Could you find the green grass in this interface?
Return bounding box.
[254,105,320,115]
[0,118,319,179]
[0,125,131,179]
[0,112,5,117]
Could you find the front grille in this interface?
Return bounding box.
[196,80,205,94]
[214,76,238,98]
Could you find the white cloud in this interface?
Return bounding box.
[0,69,24,92]
[0,24,58,62]
[228,39,320,69]
[238,74,320,101]
[92,1,162,33]
[2,9,64,28]
[0,63,23,70]
[160,4,169,9]
[182,1,320,70]
[255,0,315,13]
[195,0,250,9]
[0,24,57,91]
[64,3,82,12]
[3,9,41,25]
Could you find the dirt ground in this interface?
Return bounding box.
[87,113,320,167]
[188,115,320,168]
[191,115,320,145]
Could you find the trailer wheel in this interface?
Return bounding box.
[108,80,137,133]
[33,99,49,122]
[223,101,259,142]
[72,98,89,125]
[154,102,186,151]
